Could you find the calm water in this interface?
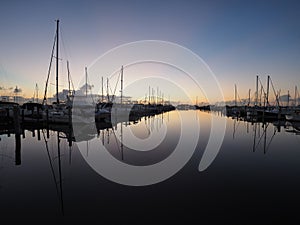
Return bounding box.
[0,110,299,224]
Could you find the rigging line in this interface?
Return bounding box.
[108,83,114,100]
[265,128,277,153]
[108,73,121,100]
[68,69,74,89]
[59,26,71,61]
[86,73,95,104]
[232,119,241,139]
[269,77,280,107]
[42,32,57,105]
[277,89,283,107]
[258,77,267,96]
[258,77,267,106]
[66,65,75,92]
[111,126,123,156]
[255,123,269,149]
[42,129,60,201]
[109,69,122,99]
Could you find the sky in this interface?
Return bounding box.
[0,0,300,103]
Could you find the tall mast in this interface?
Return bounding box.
[156,86,159,104]
[85,67,88,97]
[256,75,258,106]
[287,90,290,107]
[266,75,270,107]
[67,61,70,95]
[107,78,110,102]
[56,19,59,104]
[35,83,39,103]
[248,89,251,106]
[234,84,237,107]
[294,86,297,107]
[152,88,154,104]
[101,76,104,102]
[120,66,123,105]
[148,86,150,104]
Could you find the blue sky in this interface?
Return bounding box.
[0,0,299,101]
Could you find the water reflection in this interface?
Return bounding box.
[0,110,300,218]
[228,113,300,154]
[0,111,177,215]
[1,110,300,168]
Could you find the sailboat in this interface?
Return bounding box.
[254,75,284,120]
[95,65,131,122]
[71,66,98,125]
[42,20,73,124]
[285,86,300,121]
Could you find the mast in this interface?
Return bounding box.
[56,19,59,104]
[287,90,290,107]
[120,66,123,105]
[67,61,70,95]
[101,76,104,102]
[255,75,258,106]
[259,85,263,107]
[152,88,154,104]
[266,75,270,107]
[35,83,39,103]
[148,86,150,104]
[85,67,88,97]
[156,86,159,104]
[294,86,297,107]
[248,89,251,106]
[234,84,237,107]
[107,78,109,102]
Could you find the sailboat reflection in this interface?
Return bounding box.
[231,117,280,154]
[42,129,64,215]
[252,123,276,154]
[2,109,300,216]
[94,112,176,166]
